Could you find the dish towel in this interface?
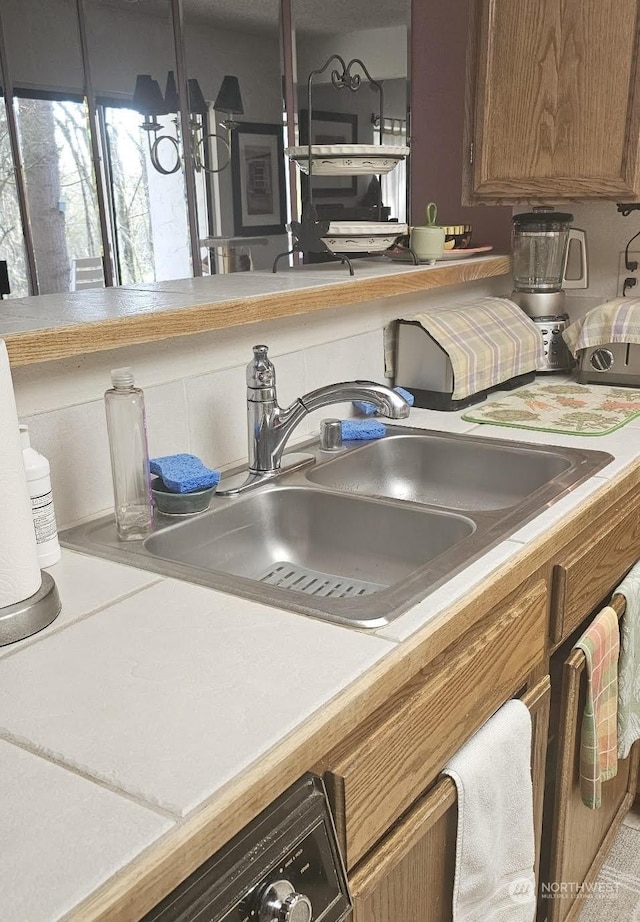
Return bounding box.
[402,297,543,400]
[615,563,640,759]
[575,607,620,809]
[441,699,536,922]
[563,298,640,357]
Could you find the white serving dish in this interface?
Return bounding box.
[321,223,407,254]
[286,144,409,176]
[326,221,408,236]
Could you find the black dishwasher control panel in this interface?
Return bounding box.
[142,774,351,922]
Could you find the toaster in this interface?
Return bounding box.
[394,320,535,411]
[576,342,640,386]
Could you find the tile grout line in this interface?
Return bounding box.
[0,727,181,823]
[181,376,192,454]
[0,577,164,663]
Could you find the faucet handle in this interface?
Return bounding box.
[247,345,276,389]
[319,419,343,452]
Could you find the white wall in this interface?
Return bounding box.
[297,26,408,83]
[564,203,635,304]
[11,277,505,529]
[3,0,283,114]
[2,0,84,95]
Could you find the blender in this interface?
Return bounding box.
[511,209,588,372]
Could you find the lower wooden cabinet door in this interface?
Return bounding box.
[347,678,551,922]
[546,612,639,922]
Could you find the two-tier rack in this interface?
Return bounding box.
[273,54,412,275]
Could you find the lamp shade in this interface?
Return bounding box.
[132,74,166,115]
[187,78,208,116]
[164,71,179,113]
[213,75,244,115]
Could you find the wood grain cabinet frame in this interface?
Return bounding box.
[465,0,640,202]
[323,579,548,869]
[347,678,551,922]
[550,500,640,646]
[546,599,639,922]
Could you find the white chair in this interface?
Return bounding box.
[71,257,105,291]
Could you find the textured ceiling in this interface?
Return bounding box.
[88,0,410,35]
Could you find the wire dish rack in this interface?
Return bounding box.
[274,54,412,275]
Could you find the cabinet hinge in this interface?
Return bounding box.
[469,142,474,165]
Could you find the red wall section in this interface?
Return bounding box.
[410,0,512,253]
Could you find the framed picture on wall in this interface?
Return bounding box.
[299,109,358,197]
[231,123,286,235]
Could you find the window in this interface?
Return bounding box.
[100,104,192,285]
[374,117,408,224]
[13,92,102,294]
[0,94,28,297]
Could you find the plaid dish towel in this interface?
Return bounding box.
[405,297,543,400]
[615,564,640,759]
[563,298,640,357]
[575,607,620,809]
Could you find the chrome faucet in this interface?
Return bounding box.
[219,345,410,494]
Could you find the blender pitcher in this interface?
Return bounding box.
[512,210,588,318]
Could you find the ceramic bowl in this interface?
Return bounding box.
[151,478,216,516]
[443,224,473,249]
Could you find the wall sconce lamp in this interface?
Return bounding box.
[132,74,180,175]
[132,72,244,175]
[205,74,244,173]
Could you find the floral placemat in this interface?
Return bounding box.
[462,382,640,435]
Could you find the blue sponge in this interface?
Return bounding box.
[341,419,386,441]
[353,386,414,416]
[149,454,221,494]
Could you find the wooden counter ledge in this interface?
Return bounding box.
[1,256,511,366]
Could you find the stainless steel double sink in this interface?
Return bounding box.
[61,426,612,628]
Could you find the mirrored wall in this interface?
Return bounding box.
[292,0,411,228]
[181,0,285,274]
[0,0,411,296]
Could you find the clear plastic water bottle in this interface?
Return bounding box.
[104,368,152,540]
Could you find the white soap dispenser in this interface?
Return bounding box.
[20,425,61,568]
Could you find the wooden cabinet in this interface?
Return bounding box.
[550,495,640,647]
[346,679,551,922]
[540,498,640,920]
[465,0,640,201]
[545,599,639,922]
[323,579,548,868]
[319,481,640,922]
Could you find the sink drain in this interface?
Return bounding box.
[259,562,384,598]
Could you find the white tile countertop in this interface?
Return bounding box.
[1,397,639,921]
[0,255,511,367]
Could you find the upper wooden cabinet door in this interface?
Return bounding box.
[469,0,640,200]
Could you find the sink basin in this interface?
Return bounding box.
[147,486,474,604]
[60,425,613,628]
[307,432,574,511]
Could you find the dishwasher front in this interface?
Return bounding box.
[142,774,351,922]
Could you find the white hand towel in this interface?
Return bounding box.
[0,340,40,608]
[615,563,640,759]
[442,698,536,922]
